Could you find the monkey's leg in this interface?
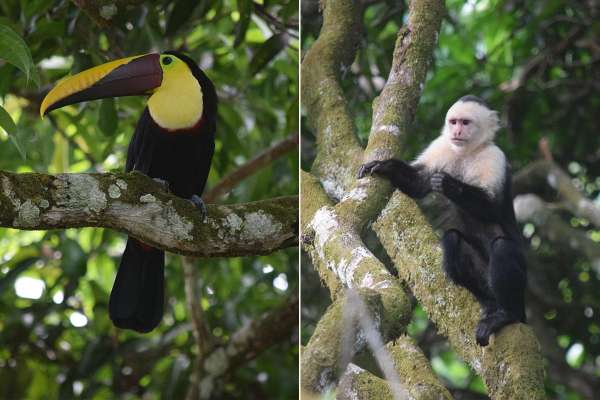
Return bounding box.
[441,229,496,311]
[475,237,527,346]
[358,159,430,198]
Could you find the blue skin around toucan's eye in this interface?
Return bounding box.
[162,56,173,65]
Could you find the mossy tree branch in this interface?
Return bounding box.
[338,336,452,400]
[0,170,298,257]
[301,0,363,199]
[301,0,445,395]
[192,294,298,399]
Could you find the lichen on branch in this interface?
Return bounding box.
[0,170,298,257]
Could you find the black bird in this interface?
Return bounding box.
[41,51,217,332]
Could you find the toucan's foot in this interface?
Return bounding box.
[190,194,208,221]
[153,178,170,192]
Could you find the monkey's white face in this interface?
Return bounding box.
[442,100,499,151]
[446,115,476,148]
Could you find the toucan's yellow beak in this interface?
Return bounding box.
[40,53,163,118]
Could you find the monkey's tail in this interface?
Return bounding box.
[108,238,164,333]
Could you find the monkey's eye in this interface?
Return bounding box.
[449,119,457,125]
[462,119,471,126]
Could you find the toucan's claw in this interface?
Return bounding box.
[190,194,208,222]
[153,178,170,192]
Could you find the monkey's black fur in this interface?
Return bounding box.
[459,94,490,108]
[358,158,526,346]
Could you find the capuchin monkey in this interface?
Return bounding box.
[358,95,526,346]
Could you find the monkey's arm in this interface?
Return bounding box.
[358,159,430,199]
[431,173,503,223]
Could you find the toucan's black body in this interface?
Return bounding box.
[42,50,218,332]
[108,52,218,332]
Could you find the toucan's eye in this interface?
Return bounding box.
[162,56,173,65]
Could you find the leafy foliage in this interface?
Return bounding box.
[0,1,298,399]
[302,0,599,398]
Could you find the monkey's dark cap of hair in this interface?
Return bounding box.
[459,95,490,109]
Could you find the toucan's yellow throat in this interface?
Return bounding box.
[40,53,204,131]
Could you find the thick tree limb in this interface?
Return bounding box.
[374,193,546,399]
[301,0,363,199]
[301,170,412,327]
[338,336,452,400]
[0,171,297,257]
[301,0,444,395]
[301,289,388,392]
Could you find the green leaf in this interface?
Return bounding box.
[0,104,25,159]
[98,98,118,136]
[0,103,17,134]
[249,33,288,75]
[0,23,40,87]
[166,0,203,36]
[233,0,253,48]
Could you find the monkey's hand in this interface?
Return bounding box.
[358,159,414,179]
[360,159,430,199]
[358,160,388,179]
[431,172,462,196]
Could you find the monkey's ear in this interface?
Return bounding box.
[484,109,501,138]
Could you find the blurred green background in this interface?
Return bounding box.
[0,0,298,399]
[302,0,599,399]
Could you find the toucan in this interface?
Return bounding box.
[40,52,217,333]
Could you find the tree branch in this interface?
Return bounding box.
[514,194,600,261]
[0,171,297,257]
[203,133,298,202]
[301,0,444,394]
[338,336,452,400]
[513,160,600,228]
[182,256,214,400]
[196,294,298,399]
[301,0,363,199]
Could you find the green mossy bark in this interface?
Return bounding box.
[301,0,448,397]
[302,0,363,197]
[388,336,452,400]
[337,336,452,400]
[301,290,384,392]
[300,170,343,296]
[301,170,412,330]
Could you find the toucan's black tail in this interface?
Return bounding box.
[109,238,164,333]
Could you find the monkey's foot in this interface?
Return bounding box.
[189,195,208,222]
[153,178,170,192]
[475,309,519,346]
